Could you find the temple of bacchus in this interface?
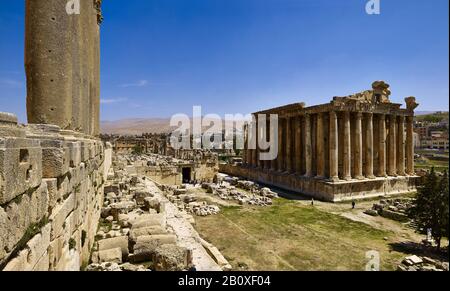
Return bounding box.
[221,81,419,202]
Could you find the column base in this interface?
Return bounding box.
[344,176,352,181]
[329,176,340,183]
[367,175,376,180]
[355,175,365,180]
[315,175,325,180]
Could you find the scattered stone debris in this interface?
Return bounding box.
[85,154,228,271]
[364,198,413,222]
[397,255,449,272]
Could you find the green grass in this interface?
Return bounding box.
[195,199,409,271]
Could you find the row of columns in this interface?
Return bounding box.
[244,111,415,181]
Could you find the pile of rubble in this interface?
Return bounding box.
[364,198,412,222]
[161,186,221,217]
[202,177,278,207]
[86,174,193,271]
[397,255,449,272]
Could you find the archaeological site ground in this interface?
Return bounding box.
[0,0,448,278]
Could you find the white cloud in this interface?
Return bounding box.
[100,97,128,105]
[120,80,149,88]
[0,78,24,88]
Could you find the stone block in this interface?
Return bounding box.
[49,193,76,240]
[97,236,129,259]
[0,137,42,205]
[129,226,167,243]
[65,141,81,168]
[98,247,122,264]
[153,244,192,271]
[0,183,48,262]
[2,223,51,271]
[41,139,70,178]
[132,235,177,263]
[130,214,166,230]
[44,178,60,214]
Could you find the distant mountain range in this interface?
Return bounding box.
[101,118,173,135]
[100,117,245,135]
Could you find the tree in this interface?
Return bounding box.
[408,168,449,250]
[132,144,144,155]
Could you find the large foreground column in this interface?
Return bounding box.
[25,0,101,136]
[25,0,73,129]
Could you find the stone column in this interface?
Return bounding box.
[255,118,261,169]
[378,114,387,177]
[316,113,325,178]
[25,0,73,129]
[343,112,352,180]
[329,111,339,182]
[253,120,258,168]
[286,117,293,173]
[277,118,285,172]
[270,117,277,172]
[243,124,248,166]
[365,113,375,179]
[304,114,312,177]
[354,112,364,180]
[294,116,302,174]
[388,115,397,176]
[264,115,271,171]
[397,116,406,176]
[92,2,101,136]
[406,116,415,175]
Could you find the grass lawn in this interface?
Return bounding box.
[195,199,411,271]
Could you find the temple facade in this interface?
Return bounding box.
[221,81,419,201]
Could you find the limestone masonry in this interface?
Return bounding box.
[221,81,419,202]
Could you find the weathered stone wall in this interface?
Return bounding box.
[1,113,111,271]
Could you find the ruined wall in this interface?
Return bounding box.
[135,165,182,186]
[0,113,112,271]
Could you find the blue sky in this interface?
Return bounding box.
[0,0,448,122]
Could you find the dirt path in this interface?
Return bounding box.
[144,181,222,271]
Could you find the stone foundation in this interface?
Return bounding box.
[220,164,417,202]
[1,112,112,271]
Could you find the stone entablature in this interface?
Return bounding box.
[0,112,112,271]
[237,82,419,201]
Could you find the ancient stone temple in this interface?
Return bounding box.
[221,81,419,202]
[1,0,111,271]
